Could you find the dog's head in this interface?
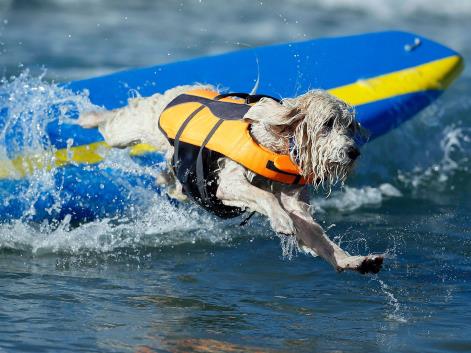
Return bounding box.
[246,90,363,189]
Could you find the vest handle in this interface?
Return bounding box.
[214,93,281,104]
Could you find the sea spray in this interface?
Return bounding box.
[0,70,95,221]
[376,278,408,323]
[0,72,233,254]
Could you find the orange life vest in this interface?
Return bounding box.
[158,89,306,218]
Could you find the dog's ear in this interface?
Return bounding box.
[244,97,300,126]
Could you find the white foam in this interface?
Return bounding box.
[0,196,225,255]
[313,0,471,18]
[398,125,471,189]
[313,183,402,212]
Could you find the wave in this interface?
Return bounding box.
[397,125,471,192]
[0,199,231,256]
[4,0,471,17]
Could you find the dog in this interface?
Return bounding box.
[78,84,383,274]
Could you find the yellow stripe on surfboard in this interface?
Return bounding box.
[328,55,463,105]
[0,55,463,179]
[0,141,158,179]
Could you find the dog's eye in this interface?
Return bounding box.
[325,118,334,130]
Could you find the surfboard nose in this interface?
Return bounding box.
[433,55,464,89]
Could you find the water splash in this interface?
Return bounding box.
[374,278,408,323]
[0,70,97,221]
[278,233,302,260]
[0,72,232,254]
[0,197,223,256]
[0,70,93,156]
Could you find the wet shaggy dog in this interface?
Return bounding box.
[79,85,383,274]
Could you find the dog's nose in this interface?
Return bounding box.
[347,147,360,160]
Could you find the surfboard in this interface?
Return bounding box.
[0,31,463,223]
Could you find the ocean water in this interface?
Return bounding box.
[0,1,471,352]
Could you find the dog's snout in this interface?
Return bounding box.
[347,147,360,160]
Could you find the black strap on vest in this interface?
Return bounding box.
[173,105,206,173]
[195,119,224,202]
[239,211,256,226]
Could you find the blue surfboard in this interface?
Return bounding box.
[0,31,463,223]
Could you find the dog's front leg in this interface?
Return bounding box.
[216,160,296,235]
[279,190,383,274]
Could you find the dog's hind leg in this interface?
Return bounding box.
[78,97,169,151]
[279,190,383,274]
[77,110,112,129]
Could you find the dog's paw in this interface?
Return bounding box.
[336,255,384,274]
[357,255,384,274]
